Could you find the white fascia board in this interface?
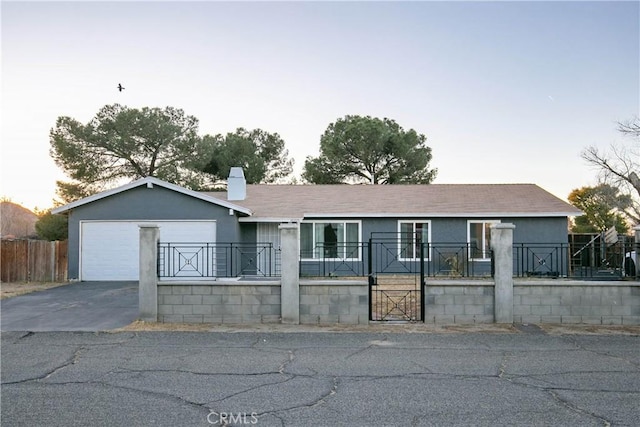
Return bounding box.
[302,211,583,218]
[239,217,303,223]
[52,177,252,216]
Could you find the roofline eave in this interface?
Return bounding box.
[51,177,252,216]
[301,212,583,218]
[238,217,303,223]
[238,211,583,221]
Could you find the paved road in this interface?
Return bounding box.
[0,281,138,331]
[2,330,638,426]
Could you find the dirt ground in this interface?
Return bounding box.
[0,281,73,300]
[539,323,640,336]
[114,320,525,334]
[114,320,640,335]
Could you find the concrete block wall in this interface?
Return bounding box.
[155,280,639,326]
[300,280,369,324]
[142,223,640,326]
[158,282,281,324]
[423,280,640,325]
[423,281,495,324]
[514,281,640,325]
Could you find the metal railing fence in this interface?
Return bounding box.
[158,242,280,278]
[156,239,638,281]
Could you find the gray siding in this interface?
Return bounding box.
[67,186,242,279]
[290,216,570,277]
[240,223,257,245]
[67,182,570,281]
[511,217,569,243]
[227,217,569,247]
[346,217,568,245]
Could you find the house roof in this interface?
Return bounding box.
[51,178,581,221]
[51,177,252,216]
[204,183,582,222]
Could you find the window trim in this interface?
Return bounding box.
[397,220,431,261]
[300,220,362,261]
[467,220,501,260]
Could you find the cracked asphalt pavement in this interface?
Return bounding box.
[2,330,639,426]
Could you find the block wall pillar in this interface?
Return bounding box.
[139,225,159,322]
[491,223,515,324]
[279,222,300,324]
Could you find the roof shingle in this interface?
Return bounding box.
[204,184,581,220]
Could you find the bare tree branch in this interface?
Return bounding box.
[581,117,640,227]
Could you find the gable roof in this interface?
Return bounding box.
[204,184,582,222]
[51,177,252,215]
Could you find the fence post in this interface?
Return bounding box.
[279,222,300,324]
[635,226,640,277]
[139,225,159,322]
[491,223,515,324]
[50,241,56,282]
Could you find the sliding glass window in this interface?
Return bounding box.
[300,221,360,260]
[398,221,430,260]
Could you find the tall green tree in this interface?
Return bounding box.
[50,104,215,203]
[568,185,631,234]
[35,210,68,241]
[302,115,437,184]
[201,128,293,184]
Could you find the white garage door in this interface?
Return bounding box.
[80,221,216,281]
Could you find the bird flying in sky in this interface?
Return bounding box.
[117,83,125,92]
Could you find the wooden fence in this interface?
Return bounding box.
[1,239,68,282]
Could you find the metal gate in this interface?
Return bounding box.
[569,233,637,280]
[369,275,423,321]
[368,233,424,322]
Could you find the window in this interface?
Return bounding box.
[468,220,500,260]
[300,221,360,260]
[398,221,430,260]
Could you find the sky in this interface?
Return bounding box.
[1,0,638,211]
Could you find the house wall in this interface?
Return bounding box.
[287,216,571,277]
[512,218,569,243]
[291,216,569,245]
[240,223,257,244]
[66,186,242,279]
[430,217,569,243]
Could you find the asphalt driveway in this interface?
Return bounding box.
[0,281,138,332]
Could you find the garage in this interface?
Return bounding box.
[80,220,216,281]
[51,177,251,281]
